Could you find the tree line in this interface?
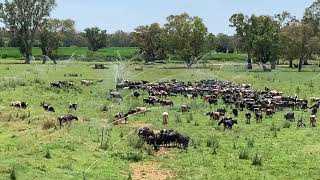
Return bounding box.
[1,0,320,71]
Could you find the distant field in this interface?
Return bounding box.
[0,47,141,60]
[0,47,247,62]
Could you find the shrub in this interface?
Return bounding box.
[247,138,254,148]
[126,151,144,162]
[283,121,291,128]
[175,114,182,124]
[206,136,219,148]
[252,154,262,166]
[270,123,280,132]
[43,119,56,130]
[44,149,52,159]
[192,139,201,149]
[128,135,145,149]
[239,148,249,160]
[9,166,16,180]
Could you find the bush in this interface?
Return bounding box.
[252,154,262,166]
[44,149,52,159]
[43,119,56,130]
[206,136,219,148]
[128,135,145,149]
[270,123,280,132]
[10,166,16,180]
[247,138,254,148]
[239,148,249,160]
[283,121,291,128]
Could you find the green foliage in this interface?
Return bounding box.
[239,148,250,160]
[9,166,16,180]
[206,136,219,148]
[247,137,254,148]
[44,149,52,159]
[283,121,291,128]
[84,27,107,51]
[252,154,263,166]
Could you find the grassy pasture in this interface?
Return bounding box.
[0,60,320,179]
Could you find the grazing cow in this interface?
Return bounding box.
[218,118,238,130]
[11,101,28,109]
[206,111,223,120]
[310,115,317,127]
[177,134,190,149]
[255,112,263,123]
[311,107,318,115]
[266,109,275,117]
[135,107,150,115]
[110,90,123,100]
[68,103,78,111]
[284,112,295,121]
[245,112,252,124]
[232,108,238,117]
[297,120,306,128]
[133,91,140,98]
[57,114,78,128]
[181,105,190,112]
[217,108,227,116]
[208,98,218,106]
[42,104,55,112]
[114,112,128,124]
[160,100,174,107]
[162,112,169,125]
[81,80,94,86]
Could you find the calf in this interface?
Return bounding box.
[310,115,317,127]
[245,112,252,124]
[68,103,78,111]
[181,105,190,112]
[57,114,78,128]
[232,108,238,117]
[297,120,306,128]
[218,118,238,130]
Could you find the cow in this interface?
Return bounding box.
[181,105,190,112]
[11,101,28,109]
[133,91,141,98]
[114,112,128,124]
[160,100,174,107]
[81,80,94,86]
[162,112,169,125]
[206,111,223,120]
[245,112,252,124]
[310,115,317,127]
[218,118,238,130]
[266,109,275,117]
[284,112,295,122]
[68,103,78,111]
[42,104,55,112]
[217,108,227,116]
[232,108,238,117]
[255,112,263,124]
[110,90,123,100]
[297,119,306,128]
[57,114,78,128]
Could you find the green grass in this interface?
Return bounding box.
[0,61,320,179]
[0,47,140,61]
[202,51,247,61]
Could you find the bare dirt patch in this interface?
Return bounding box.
[125,122,153,129]
[131,162,175,180]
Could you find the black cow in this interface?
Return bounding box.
[245,112,252,124]
[297,120,306,128]
[42,104,55,112]
[284,112,295,121]
[218,118,238,130]
[232,108,238,117]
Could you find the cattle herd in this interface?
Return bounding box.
[8,78,320,151]
[114,79,320,149]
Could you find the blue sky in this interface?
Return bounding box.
[2,0,315,34]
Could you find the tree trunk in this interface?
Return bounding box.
[271,60,276,70]
[24,52,32,64]
[247,53,252,69]
[289,59,293,68]
[42,49,48,64]
[298,57,303,72]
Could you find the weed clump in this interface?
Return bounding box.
[239,148,249,160]
[252,154,262,166]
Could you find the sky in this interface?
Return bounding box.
[1,0,316,35]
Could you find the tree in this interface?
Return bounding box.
[0,0,56,64]
[84,27,107,51]
[230,14,280,70]
[251,15,280,70]
[133,23,164,63]
[162,13,208,66]
[205,33,217,51]
[0,37,5,47]
[107,30,134,47]
[215,33,235,53]
[277,12,299,67]
[39,19,74,64]
[281,22,315,71]
[303,0,320,65]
